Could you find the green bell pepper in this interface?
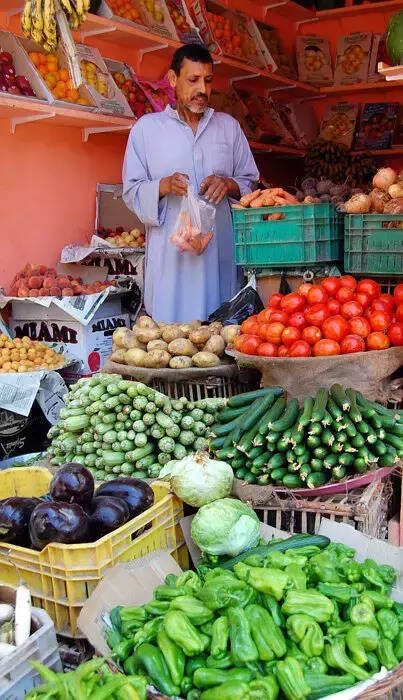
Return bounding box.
[286,640,309,667]
[303,673,355,700]
[109,606,123,633]
[198,573,254,611]
[199,680,251,700]
[157,628,185,686]
[181,676,193,694]
[112,639,135,662]
[200,621,214,636]
[377,638,399,670]
[265,551,307,569]
[282,591,334,623]
[206,654,232,669]
[144,600,170,617]
[120,607,148,625]
[276,657,311,700]
[308,551,341,584]
[227,606,259,667]
[234,563,288,601]
[186,655,206,676]
[346,625,379,666]
[133,617,163,647]
[393,602,403,626]
[164,611,209,657]
[394,630,403,662]
[366,652,380,673]
[361,559,391,594]
[376,609,399,641]
[342,559,362,584]
[361,590,393,610]
[193,667,253,689]
[135,643,180,697]
[210,617,229,660]
[324,638,370,680]
[170,596,214,626]
[286,614,324,657]
[285,563,306,591]
[245,604,275,661]
[126,676,147,700]
[123,655,137,676]
[106,629,121,649]
[155,584,189,600]
[165,573,178,588]
[176,571,202,595]
[249,675,279,700]
[261,594,286,628]
[304,657,327,674]
[317,583,357,604]
[349,602,376,627]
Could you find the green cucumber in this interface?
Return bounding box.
[231,454,245,469]
[357,420,370,435]
[255,402,278,441]
[267,431,280,444]
[338,452,354,467]
[311,389,329,423]
[372,440,387,456]
[268,453,287,469]
[327,398,344,423]
[313,446,328,460]
[217,447,237,461]
[351,434,365,448]
[260,398,287,435]
[300,464,312,481]
[271,467,288,482]
[383,433,403,450]
[217,406,247,424]
[283,473,303,489]
[332,465,346,480]
[293,444,307,457]
[307,435,321,449]
[378,450,398,467]
[343,417,357,438]
[227,387,283,408]
[243,472,256,484]
[270,399,299,432]
[306,472,329,489]
[210,416,244,437]
[235,467,248,480]
[330,441,343,454]
[298,397,314,430]
[353,457,366,473]
[311,458,324,472]
[345,389,362,423]
[276,437,289,452]
[286,449,295,463]
[330,384,350,412]
[321,410,333,426]
[257,474,270,486]
[308,422,322,436]
[253,452,272,468]
[321,428,335,446]
[248,445,265,460]
[323,454,338,470]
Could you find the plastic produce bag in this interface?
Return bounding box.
[208,277,263,325]
[171,184,215,256]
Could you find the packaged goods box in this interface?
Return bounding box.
[296,35,333,85]
[0,30,53,105]
[98,0,177,40]
[333,32,372,86]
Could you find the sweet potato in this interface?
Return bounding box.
[240,189,261,207]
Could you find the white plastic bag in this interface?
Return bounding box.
[171,184,215,255]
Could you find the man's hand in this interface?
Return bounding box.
[159,173,188,198]
[199,176,240,205]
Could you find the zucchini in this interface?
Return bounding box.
[102,413,117,425]
[156,412,174,430]
[306,472,329,489]
[134,433,148,448]
[60,407,86,419]
[136,454,156,470]
[283,473,303,489]
[173,444,187,460]
[102,451,125,467]
[270,399,299,432]
[125,444,154,463]
[130,410,142,422]
[193,422,207,437]
[219,533,330,569]
[179,431,195,447]
[166,425,181,439]
[270,467,288,482]
[143,413,156,427]
[190,408,204,422]
[330,384,350,412]
[158,453,171,466]
[158,437,176,454]
[298,397,314,430]
[345,389,362,423]
[227,387,283,408]
[311,389,328,423]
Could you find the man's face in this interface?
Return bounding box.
[169,58,213,114]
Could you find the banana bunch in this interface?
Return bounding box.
[21,0,89,50]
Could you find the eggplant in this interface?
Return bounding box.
[29,502,89,549]
[50,463,94,507]
[0,497,41,545]
[95,478,154,519]
[87,496,130,538]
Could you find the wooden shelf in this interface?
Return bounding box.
[249,140,305,156]
[254,0,316,21]
[316,0,403,18]
[75,13,180,53]
[320,79,403,95]
[214,55,317,96]
[353,148,403,156]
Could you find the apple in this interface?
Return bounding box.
[8,85,21,95]
[0,52,12,65]
[4,74,15,87]
[15,75,30,89]
[3,65,15,78]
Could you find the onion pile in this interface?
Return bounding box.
[344,167,403,217]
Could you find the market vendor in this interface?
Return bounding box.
[123,43,259,324]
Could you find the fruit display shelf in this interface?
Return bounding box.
[320,79,403,95]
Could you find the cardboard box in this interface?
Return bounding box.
[0,30,53,105]
[165,0,201,44]
[274,101,318,149]
[137,74,175,112]
[18,36,96,110]
[354,102,401,150]
[320,101,359,148]
[189,0,265,67]
[236,89,296,145]
[75,44,133,116]
[104,58,154,119]
[296,35,333,85]
[209,88,256,139]
[250,20,297,79]
[368,34,387,82]
[334,32,372,86]
[98,0,177,40]
[10,312,129,375]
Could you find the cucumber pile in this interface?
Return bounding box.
[209,385,403,489]
[47,374,225,482]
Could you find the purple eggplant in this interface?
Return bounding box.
[0,497,41,545]
[95,478,154,518]
[50,463,94,506]
[29,501,89,549]
[87,496,130,538]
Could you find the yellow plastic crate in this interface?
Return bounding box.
[0,468,188,637]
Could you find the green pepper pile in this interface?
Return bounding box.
[25,658,147,699]
[105,534,403,699]
[211,384,403,488]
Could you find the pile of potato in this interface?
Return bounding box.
[111,317,241,370]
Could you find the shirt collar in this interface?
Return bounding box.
[165,104,214,129]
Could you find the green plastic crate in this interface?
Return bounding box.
[231,203,343,268]
[344,213,403,275]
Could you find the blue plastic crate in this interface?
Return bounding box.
[231,203,343,268]
[344,213,403,275]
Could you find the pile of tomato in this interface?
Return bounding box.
[235,277,403,357]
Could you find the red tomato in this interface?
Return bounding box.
[322,315,349,342]
[322,276,341,297]
[277,344,289,357]
[357,278,380,300]
[298,283,312,297]
[394,283,403,305]
[369,310,392,332]
[307,285,328,306]
[313,339,341,356]
[378,294,395,313]
[288,311,308,330]
[288,340,312,357]
[336,286,355,304]
[233,335,245,351]
[257,308,273,324]
[388,322,403,346]
[241,316,259,335]
[257,322,271,339]
[270,310,289,324]
[265,322,285,344]
[268,293,282,308]
[302,325,322,345]
[257,342,278,357]
[341,300,363,320]
[349,316,371,339]
[364,307,372,320]
[395,303,403,322]
[239,335,262,355]
[340,275,357,290]
[356,291,371,309]
[281,326,301,347]
[340,334,365,354]
[371,299,393,314]
[280,292,305,314]
[304,303,329,327]
[327,299,341,315]
[366,332,390,351]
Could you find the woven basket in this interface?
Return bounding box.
[356,664,403,699]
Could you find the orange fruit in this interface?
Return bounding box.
[53,87,65,99]
[67,88,79,100]
[63,97,74,102]
[45,72,57,87]
[58,68,69,82]
[38,53,47,65]
[38,65,48,77]
[47,61,58,73]
[66,79,74,90]
[47,53,58,62]
[56,80,66,95]
[77,98,89,105]
[29,52,41,66]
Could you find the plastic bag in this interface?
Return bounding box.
[171,184,215,256]
[208,277,263,325]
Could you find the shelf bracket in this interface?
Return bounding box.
[230,73,260,85]
[139,43,168,63]
[299,93,328,102]
[82,124,131,142]
[10,111,55,134]
[263,1,287,11]
[80,24,117,41]
[295,16,318,29]
[269,83,296,92]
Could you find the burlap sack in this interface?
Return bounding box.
[103,358,244,384]
[227,347,403,402]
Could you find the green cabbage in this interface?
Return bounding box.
[191,497,260,556]
[159,452,233,508]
